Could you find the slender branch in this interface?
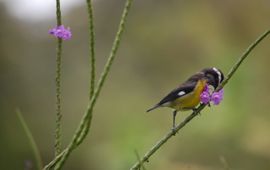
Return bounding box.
[56,0,62,26]
[44,0,134,169]
[55,0,63,156]
[130,105,206,170]
[134,150,147,170]
[218,29,270,90]
[76,0,96,146]
[16,109,43,170]
[87,0,96,99]
[130,29,270,170]
[43,149,66,169]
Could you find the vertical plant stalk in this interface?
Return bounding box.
[16,109,43,170]
[130,29,270,170]
[44,0,134,169]
[55,0,63,156]
[87,0,96,99]
[76,0,96,146]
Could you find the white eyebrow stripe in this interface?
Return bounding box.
[213,67,222,83]
[178,91,186,96]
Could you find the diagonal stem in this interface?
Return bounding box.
[130,29,270,170]
[134,150,147,170]
[44,0,134,169]
[130,104,206,170]
[218,30,270,90]
[16,109,43,170]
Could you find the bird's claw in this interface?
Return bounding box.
[171,127,177,135]
[192,108,201,115]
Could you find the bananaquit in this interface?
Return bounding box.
[147,67,224,129]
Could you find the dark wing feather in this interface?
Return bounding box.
[147,72,204,112]
[157,81,196,106]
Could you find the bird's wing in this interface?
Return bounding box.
[157,81,196,106]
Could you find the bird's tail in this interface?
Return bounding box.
[146,104,160,112]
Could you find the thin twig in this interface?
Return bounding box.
[135,150,147,170]
[44,0,134,169]
[218,29,270,90]
[43,149,66,169]
[55,0,63,156]
[76,0,96,146]
[130,104,206,170]
[130,29,270,170]
[16,109,43,170]
[87,0,96,99]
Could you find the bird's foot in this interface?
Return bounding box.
[171,127,177,136]
[192,107,201,115]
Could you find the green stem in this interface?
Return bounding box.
[218,29,270,90]
[76,0,96,146]
[56,0,62,26]
[55,0,63,156]
[134,150,147,170]
[55,37,63,156]
[16,109,43,170]
[130,29,270,170]
[130,104,206,170]
[87,0,96,99]
[44,0,134,169]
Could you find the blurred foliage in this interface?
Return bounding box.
[1,0,270,169]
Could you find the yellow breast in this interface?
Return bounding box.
[170,79,206,111]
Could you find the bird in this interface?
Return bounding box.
[147,67,224,131]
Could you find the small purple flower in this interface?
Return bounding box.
[49,25,72,40]
[211,89,224,105]
[203,84,210,92]
[200,91,211,104]
[200,84,224,105]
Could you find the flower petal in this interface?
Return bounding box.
[200,91,211,104]
[211,89,224,105]
[49,25,72,40]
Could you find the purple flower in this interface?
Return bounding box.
[211,89,224,105]
[203,84,210,92]
[200,91,211,104]
[200,84,224,105]
[49,25,72,40]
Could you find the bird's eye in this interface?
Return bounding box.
[206,74,214,80]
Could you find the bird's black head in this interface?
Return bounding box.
[201,67,224,89]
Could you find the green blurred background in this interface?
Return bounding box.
[1,0,270,169]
